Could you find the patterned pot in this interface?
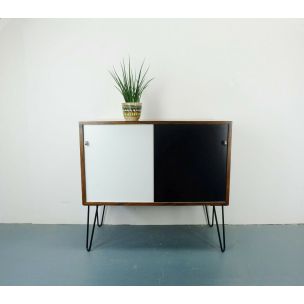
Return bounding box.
[122,102,142,121]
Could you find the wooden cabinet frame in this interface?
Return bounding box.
[79,121,232,206]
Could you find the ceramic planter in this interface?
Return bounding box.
[122,102,142,121]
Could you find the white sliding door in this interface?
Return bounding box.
[84,125,154,202]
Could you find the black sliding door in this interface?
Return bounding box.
[154,124,229,202]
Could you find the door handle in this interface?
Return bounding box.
[84,140,90,146]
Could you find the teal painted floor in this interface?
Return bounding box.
[0,224,303,285]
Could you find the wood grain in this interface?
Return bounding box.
[225,122,232,205]
[84,201,229,206]
[79,120,232,125]
[79,124,87,205]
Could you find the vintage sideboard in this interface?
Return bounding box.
[79,121,232,251]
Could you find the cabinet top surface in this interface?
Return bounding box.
[79,120,232,125]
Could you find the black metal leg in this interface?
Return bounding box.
[97,206,106,227]
[86,206,99,252]
[213,206,226,252]
[204,206,214,227]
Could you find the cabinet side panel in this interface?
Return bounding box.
[84,125,154,202]
[79,124,87,204]
[225,122,232,204]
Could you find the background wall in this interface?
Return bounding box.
[0,19,304,224]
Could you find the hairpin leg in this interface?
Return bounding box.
[86,206,99,252]
[204,206,214,227]
[97,205,106,227]
[213,206,226,252]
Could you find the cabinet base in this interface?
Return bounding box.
[85,205,226,252]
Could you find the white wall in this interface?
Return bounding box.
[0,19,304,225]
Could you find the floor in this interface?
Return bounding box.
[0,224,303,285]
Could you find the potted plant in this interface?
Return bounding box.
[110,58,153,121]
